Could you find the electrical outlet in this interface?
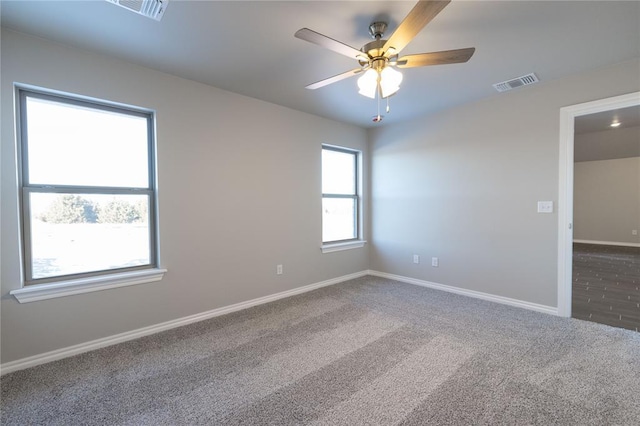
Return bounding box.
[537,201,553,213]
[413,254,420,264]
[633,230,638,236]
[431,257,439,267]
[277,264,283,275]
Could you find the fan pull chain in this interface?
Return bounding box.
[372,89,383,122]
[386,97,390,114]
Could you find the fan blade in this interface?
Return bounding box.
[382,0,451,56]
[295,28,368,61]
[397,47,475,68]
[305,68,365,90]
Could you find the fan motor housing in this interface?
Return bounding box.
[361,39,385,56]
[359,21,390,66]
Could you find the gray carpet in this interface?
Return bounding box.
[2,276,640,425]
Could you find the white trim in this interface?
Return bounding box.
[10,268,168,303]
[573,239,640,248]
[0,270,368,375]
[368,270,558,316]
[557,91,640,318]
[321,240,367,253]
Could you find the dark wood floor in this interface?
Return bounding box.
[572,243,640,332]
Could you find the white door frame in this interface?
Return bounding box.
[557,91,640,317]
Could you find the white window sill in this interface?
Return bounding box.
[321,240,367,253]
[10,268,167,303]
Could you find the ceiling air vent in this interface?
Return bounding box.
[106,0,168,21]
[493,73,539,93]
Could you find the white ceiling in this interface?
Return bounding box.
[575,105,640,135]
[1,1,639,128]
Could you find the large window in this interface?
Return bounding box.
[322,145,360,244]
[18,88,158,285]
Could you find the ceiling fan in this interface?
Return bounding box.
[295,0,475,121]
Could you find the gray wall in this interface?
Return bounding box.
[1,30,368,364]
[369,59,640,307]
[574,157,640,244]
[2,27,640,365]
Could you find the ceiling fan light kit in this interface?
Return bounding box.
[357,69,378,99]
[379,66,403,98]
[295,0,475,121]
[356,61,403,100]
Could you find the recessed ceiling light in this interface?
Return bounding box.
[610,121,621,127]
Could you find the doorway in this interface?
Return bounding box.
[571,106,640,330]
[557,92,640,322]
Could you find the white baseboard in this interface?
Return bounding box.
[0,269,559,375]
[0,270,368,376]
[573,239,640,248]
[367,270,558,316]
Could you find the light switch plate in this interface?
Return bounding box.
[537,201,553,213]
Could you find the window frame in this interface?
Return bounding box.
[321,144,362,247]
[17,87,160,286]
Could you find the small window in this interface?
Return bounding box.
[322,145,360,243]
[18,88,158,285]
